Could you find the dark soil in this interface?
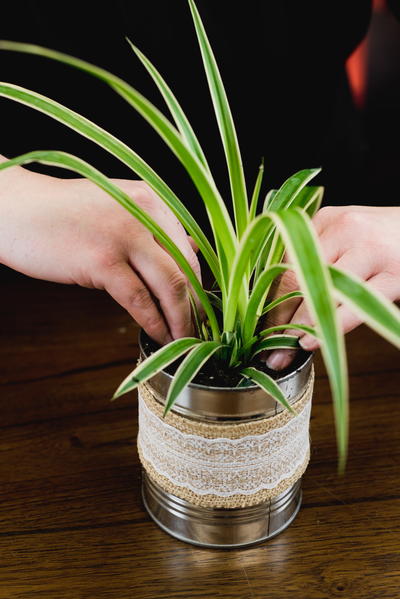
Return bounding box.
[140,331,311,388]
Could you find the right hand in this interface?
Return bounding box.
[264,205,400,370]
[0,162,203,345]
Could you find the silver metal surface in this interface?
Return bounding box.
[142,471,302,549]
[139,329,313,421]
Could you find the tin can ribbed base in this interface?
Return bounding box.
[142,470,302,548]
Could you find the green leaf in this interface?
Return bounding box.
[259,324,318,337]
[242,264,288,343]
[228,319,243,367]
[188,288,204,340]
[270,209,348,472]
[261,291,304,316]
[240,367,295,414]
[225,214,275,332]
[125,36,209,170]
[188,0,248,238]
[249,157,265,220]
[329,265,400,349]
[263,189,278,213]
[293,185,324,218]
[163,341,222,415]
[268,168,321,212]
[0,150,220,340]
[249,222,276,280]
[201,320,210,341]
[251,335,300,358]
[113,337,202,399]
[247,157,266,279]
[254,171,322,280]
[205,290,223,312]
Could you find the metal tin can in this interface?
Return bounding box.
[139,330,313,548]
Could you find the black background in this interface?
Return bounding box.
[1,0,383,231]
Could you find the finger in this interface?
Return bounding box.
[103,261,172,345]
[266,213,354,342]
[124,181,205,325]
[130,180,203,286]
[155,223,202,284]
[286,248,373,351]
[266,348,298,371]
[266,248,379,369]
[139,185,203,284]
[311,205,346,237]
[150,211,204,320]
[131,241,194,340]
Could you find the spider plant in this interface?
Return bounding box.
[0,0,399,472]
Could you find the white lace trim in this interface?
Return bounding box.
[138,391,311,497]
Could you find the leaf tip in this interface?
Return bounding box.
[124,36,138,53]
[337,448,348,476]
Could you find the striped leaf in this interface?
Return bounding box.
[293,185,324,217]
[125,37,209,170]
[259,324,318,337]
[240,367,295,414]
[263,189,278,213]
[270,209,348,472]
[205,290,223,312]
[113,337,203,399]
[251,335,300,359]
[329,266,400,349]
[225,215,276,331]
[254,171,322,280]
[163,341,222,415]
[188,0,248,238]
[249,158,265,221]
[242,264,288,344]
[187,288,204,340]
[249,221,275,278]
[268,168,321,212]
[261,291,304,316]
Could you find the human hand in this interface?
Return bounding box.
[264,205,400,370]
[0,165,202,345]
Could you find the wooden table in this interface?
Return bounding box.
[1,266,399,599]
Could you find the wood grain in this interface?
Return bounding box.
[0,265,399,599]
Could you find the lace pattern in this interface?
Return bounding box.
[138,390,312,497]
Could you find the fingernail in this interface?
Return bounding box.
[299,335,316,351]
[266,350,293,371]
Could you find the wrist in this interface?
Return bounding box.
[0,161,60,267]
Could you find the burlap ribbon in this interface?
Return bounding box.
[137,368,314,509]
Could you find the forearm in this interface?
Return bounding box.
[0,153,55,269]
[0,152,45,192]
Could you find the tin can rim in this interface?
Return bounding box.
[138,328,313,392]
